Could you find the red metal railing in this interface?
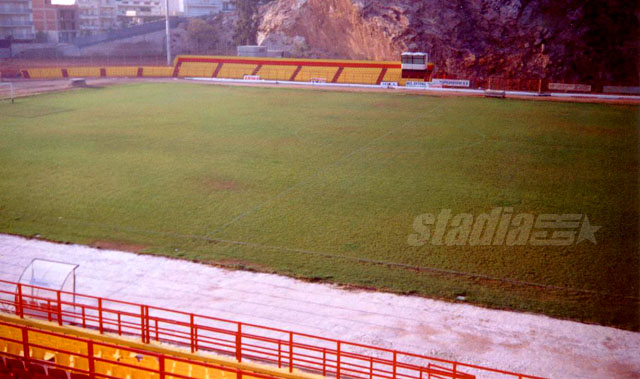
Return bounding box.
[0,279,547,379]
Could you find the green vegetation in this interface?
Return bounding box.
[0,83,637,330]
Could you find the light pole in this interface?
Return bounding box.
[164,0,172,66]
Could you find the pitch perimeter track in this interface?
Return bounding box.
[2,78,640,105]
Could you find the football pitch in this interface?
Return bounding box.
[0,82,638,330]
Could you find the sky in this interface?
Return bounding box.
[51,0,76,5]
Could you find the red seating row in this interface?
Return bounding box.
[0,356,88,379]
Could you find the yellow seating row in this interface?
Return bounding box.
[381,68,402,83]
[0,325,257,379]
[217,64,258,79]
[66,67,101,77]
[178,62,216,78]
[142,66,174,77]
[20,63,405,85]
[295,66,339,83]
[25,68,64,79]
[258,65,298,81]
[336,67,383,84]
[105,66,139,77]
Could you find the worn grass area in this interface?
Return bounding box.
[0,83,638,330]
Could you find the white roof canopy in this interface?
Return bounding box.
[18,258,78,296]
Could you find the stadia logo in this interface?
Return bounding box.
[407,208,600,247]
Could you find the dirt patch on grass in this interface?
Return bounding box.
[91,240,147,253]
[204,178,240,191]
[210,258,273,272]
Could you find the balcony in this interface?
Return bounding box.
[186,3,219,8]
[0,21,34,27]
[0,8,32,14]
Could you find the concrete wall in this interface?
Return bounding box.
[74,30,165,56]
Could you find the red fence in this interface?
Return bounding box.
[0,280,547,379]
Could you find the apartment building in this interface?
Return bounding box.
[76,0,117,35]
[116,0,164,27]
[0,0,35,41]
[32,0,78,42]
[182,0,233,18]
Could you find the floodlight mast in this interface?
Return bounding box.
[165,0,171,66]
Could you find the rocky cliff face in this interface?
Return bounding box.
[256,0,639,83]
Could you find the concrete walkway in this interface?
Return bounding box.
[0,234,638,379]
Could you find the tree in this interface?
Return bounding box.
[232,0,259,45]
[188,19,218,52]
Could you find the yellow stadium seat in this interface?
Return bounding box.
[67,67,101,78]
[55,352,73,367]
[26,68,63,79]
[142,66,174,77]
[30,347,48,360]
[116,357,158,379]
[179,62,216,78]
[0,325,22,341]
[139,356,159,370]
[111,363,132,379]
[381,68,402,83]
[6,342,23,356]
[105,67,138,77]
[94,361,115,377]
[217,64,258,79]
[95,345,121,360]
[73,356,90,371]
[190,364,207,378]
[258,65,298,81]
[295,66,339,82]
[166,359,193,377]
[338,67,382,84]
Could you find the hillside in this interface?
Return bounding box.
[255,0,639,83]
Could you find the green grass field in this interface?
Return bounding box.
[0,82,638,330]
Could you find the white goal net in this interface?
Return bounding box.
[0,82,14,103]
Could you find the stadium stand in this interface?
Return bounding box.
[0,279,545,379]
[257,65,299,81]
[336,68,383,85]
[66,68,101,78]
[141,67,174,78]
[17,55,416,86]
[216,64,260,79]
[0,317,287,379]
[104,67,139,78]
[295,67,339,83]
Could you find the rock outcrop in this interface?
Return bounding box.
[256,0,639,83]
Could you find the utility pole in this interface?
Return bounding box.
[164,0,172,66]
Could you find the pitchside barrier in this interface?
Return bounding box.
[0,279,546,379]
[13,55,637,96]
